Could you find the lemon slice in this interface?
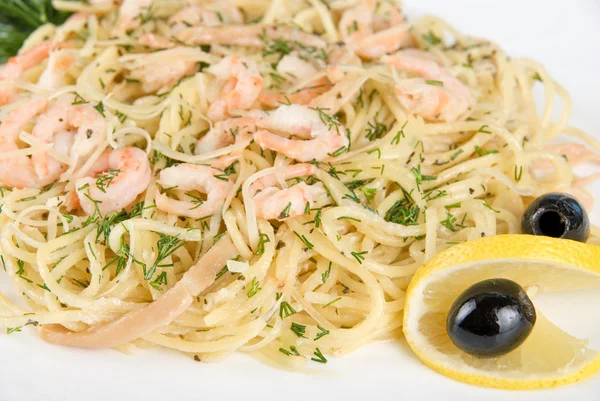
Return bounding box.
[403,234,600,390]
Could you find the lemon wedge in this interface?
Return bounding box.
[403,234,600,390]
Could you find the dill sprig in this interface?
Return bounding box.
[0,1,73,63]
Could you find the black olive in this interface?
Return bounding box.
[521,193,589,242]
[446,279,536,358]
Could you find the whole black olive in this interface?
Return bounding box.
[446,279,536,358]
[521,193,589,242]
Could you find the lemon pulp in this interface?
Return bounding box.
[403,235,600,389]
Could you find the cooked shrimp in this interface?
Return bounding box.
[33,94,107,168]
[545,144,600,166]
[250,163,318,193]
[250,104,349,161]
[249,104,324,139]
[211,134,254,169]
[276,55,318,81]
[259,81,330,108]
[340,0,412,59]
[254,182,329,220]
[112,0,152,37]
[384,50,474,122]
[196,117,256,154]
[339,0,373,44]
[259,55,330,107]
[207,56,263,121]
[169,1,243,28]
[139,33,174,49]
[75,147,151,215]
[0,97,53,188]
[530,144,600,182]
[55,13,89,41]
[173,24,327,49]
[545,143,600,189]
[127,48,200,93]
[0,95,72,188]
[195,117,256,168]
[309,54,367,112]
[0,41,57,105]
[254,129,348,162]
[37,50,77,90]
[260,81,331,108]
[155,164,233,219]
[0,41,56,81]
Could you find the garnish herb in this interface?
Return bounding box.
[440,212,460,232]
[314,325,330,340]
[213,232,226,243]
[150,271,168,290]
[311,348,328,364]
[365,114,388,141]
[351,251,367,264]
[385,188,420,226]
[144,234,185,280]
[322,297,342,308]
[477,125,492,134]
[280,301,296,318]
[215,265,229,280]
[342,192,361,203]
[422,31,442,45]
[290,322,307,338]
[344,179,375,191]
[328,146,347,157]
[93,101,105,117]
[309,106,341,134]
[474,146,498,156]
[411,165,437,191]
[483,199,500,213]
[247,277,261,297]
[360,187,376,203]
[514,165,523,182]
[337,216,361,223]
[423,189,447,201]
[426,80,444,86]
[0,0,72,63]
[95,169,120,193]
[450,149,463,160]
[255,233,271,255]
[279,346,300,356]
[391,120,408,145]
[321,262,331,283]
[279,202,292,219]
[293,231,314,249]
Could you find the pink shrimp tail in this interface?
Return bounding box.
[139,34,175,49]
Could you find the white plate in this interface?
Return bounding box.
[2,1,600,400]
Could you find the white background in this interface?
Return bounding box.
[1,1,600,400]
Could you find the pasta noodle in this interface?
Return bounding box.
[0,0,597,368]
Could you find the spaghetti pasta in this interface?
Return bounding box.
[0,0,597,368]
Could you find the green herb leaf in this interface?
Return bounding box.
[6,326,21,334]
[247,277,261,297]
[422,31,442,45]
[311,348,328,363]
[314,325,330,341]
[290,322,307,338]
[279,301,296,318]
[279,202,292,219]
[255,233,271,255]
[426,80,444,86]
[0,0,72,64]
